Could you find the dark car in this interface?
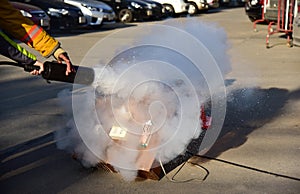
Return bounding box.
[11,1,51,31]
[142,0,165,20]
[245,0,263,22]
[245,0,278,22]
[98,0,164,23]
[12,0,87,31]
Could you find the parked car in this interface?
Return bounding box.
[142,0,166,20]
[98,0,164,23]
[153,0,189,17]
[63,0,116,27]
[245,0,263,22]
[13,0,87,30]
[11,1,51,31]
[245,0,277,22]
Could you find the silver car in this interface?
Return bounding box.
[64,0,116,27]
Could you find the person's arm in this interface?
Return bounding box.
[0,30,44,74]
[0,0,73,75]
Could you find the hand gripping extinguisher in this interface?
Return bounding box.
[24,61,95,85]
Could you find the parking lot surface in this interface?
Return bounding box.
[1,7,300,194]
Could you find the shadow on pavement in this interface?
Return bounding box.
[0,64,72,113]
[49,23,137,38]
[0,132,105,194]
[193,86,300,161]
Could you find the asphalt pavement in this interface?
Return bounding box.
[0,7,300,194]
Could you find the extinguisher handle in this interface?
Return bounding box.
[24,64,40,72]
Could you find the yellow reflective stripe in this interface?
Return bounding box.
[0,31,37,61]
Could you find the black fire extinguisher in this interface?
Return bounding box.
[24,61,94,85]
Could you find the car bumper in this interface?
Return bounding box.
[86,11,115,25]
[47,9,86,30]
[132,8,157,20]
[102,12,116,24]
[50,16,76,30]
[85,11,104,25]
[149,7,164,19]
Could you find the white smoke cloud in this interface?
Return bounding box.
[55,18,231,181]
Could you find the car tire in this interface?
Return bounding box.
[119,9,133,23]
[163,4,175,17]
[188,2,198,15]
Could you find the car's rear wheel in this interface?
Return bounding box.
[119,9,133,23]
[163,4,175,17]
